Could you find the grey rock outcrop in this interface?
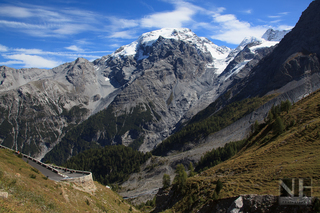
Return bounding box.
[232,0,320,100]
[199,194,313,213]
[0,27,286,161]
[120,1,320,203]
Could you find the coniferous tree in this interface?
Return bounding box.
[195,140,246,172]
[215,179,223,195]
[252,120,260,133]
[188,162,196,177]
[162,174,171,189]
[267,110,274,123]
[174,164,187,194]
[273,116,285,135]
[63,145,151,185]
[281,100,292,113]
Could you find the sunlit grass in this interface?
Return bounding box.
[170,89,320,212]
[0,148,139,212]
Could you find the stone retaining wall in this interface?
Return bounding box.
[0,144,94,184]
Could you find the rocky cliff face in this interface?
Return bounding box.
[117,1,320,204]
[42,27,284,164]
[232,0,320,100]
[0,27,286,160]
[157,194,314,213]
[0,64,92,158]
[153,192,311,213]
[0,57,121,158]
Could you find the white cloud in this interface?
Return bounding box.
[75,39,92,45]
[0,4,100,38]
[140,1,155,11]
[2,54,60,68]
[268,15,281,18]
[0,45,112,68]
[270,19,282,24]
[243,9,252,14]
[215,7,226,14]
[109,18,139,29]
[110,43,121,48]
[210,12,268,44]
[108,30,137,39]
[0,44,8,52]
[0,20,45,30]
[276,25,293,31]
[0,20,89,38]
[0,0,298,68]
[6,47,110,57]
[53,24,92,35]
[0,6,33,18]
[268,12,289,19]
[279,12,289,15]
[65,45,84,52]
[14,48,44,54]
[141,6,195,28]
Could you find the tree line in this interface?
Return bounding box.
[152,96,272,156]
[63,145,151,185]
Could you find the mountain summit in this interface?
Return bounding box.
[232,0,320,99]
[112,28,232,74]
[0,26,290,162]
[262,28,291,41]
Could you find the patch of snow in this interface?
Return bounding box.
[109,28,232,72]
[223,28,290,78]
[108,28,289,76]
[208,58,230,75]
[112,41,138,58]
[250,40,279,52]
[139,28,196,46]
[136,49,149,61]
[225,60,251,80]
[228,36,262,58]
[262,28,291,41]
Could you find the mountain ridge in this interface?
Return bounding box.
[0,26,289,160]
[116,1,320,204]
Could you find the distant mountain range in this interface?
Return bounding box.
[1,1,320,211]
[0,0,318,168]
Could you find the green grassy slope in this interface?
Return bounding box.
[43,102,156,165]
[165,89,320,212]
[152,94,275,156]
[0,148,139,213]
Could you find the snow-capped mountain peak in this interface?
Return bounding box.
[111,28,196,58]
[262,28,291,41]
[249,29,291,53]
[222,29,290,81]
[138,28,196,46]
[111,28,232,74]
[229,28,291,57]
[235,36,261,52]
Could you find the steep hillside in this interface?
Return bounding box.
[0,59,100,159]
[152,94,275,156]
[63,145,151,185]
[41,1,320,204]
[149,0,320,173]
[157,88,320,212]
[0,25,283,161]
[0,148,138,212]
[43,28,283,165]
[231,0,320,100]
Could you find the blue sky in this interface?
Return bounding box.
[0,0,312,69]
